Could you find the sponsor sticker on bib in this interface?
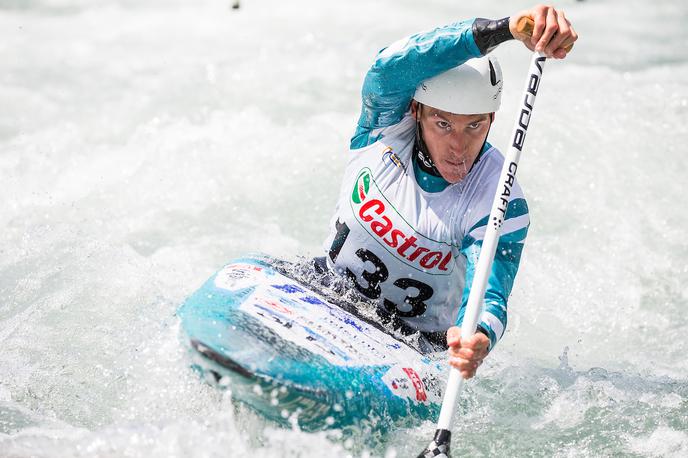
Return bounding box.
[350,168,454,275]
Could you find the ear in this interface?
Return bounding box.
[411,100,419,119]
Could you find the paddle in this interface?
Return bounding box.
[417,17,556,458]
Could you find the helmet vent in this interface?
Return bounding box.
[489,60,500,87]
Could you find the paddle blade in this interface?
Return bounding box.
[417,429,451,458]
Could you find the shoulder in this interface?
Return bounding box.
[350,111,416,150]
[467,146,526,198]
[455,146,529,233]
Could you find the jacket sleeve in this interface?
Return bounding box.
[455,198,529,351]
[350,19,483,149]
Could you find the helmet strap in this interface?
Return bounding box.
[469,112,494,172]
[414,104,443,178]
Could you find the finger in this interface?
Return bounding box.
[553,48,566,59]
[559,11,578,42]
[530,7,548,46]
[458,346,489,362]
[449,356,482,379]
[536,8,559,53]
[462,363,480,379]
[456,347,475,360]
[555,16,578,58]
[463,333,490,351]
[448,345,462,358]
[449,357,479,374]
[558,11,573,42]
[571,23,579,43]
[548,11,576,58]
[458,349,488,364]
[545,13,569,57]
[461,369,475,380]
[454,348,478,361]
[448,356,466,371]
[446,326,461,347]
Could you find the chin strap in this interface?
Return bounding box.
[475,112,494,165]
[414,104,443,177]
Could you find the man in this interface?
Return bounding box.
[323,5,577,379]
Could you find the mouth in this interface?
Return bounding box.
[445,159,465,168]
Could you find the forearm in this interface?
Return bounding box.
[456,198,529,350]
[351,17,518,148]
[456,245,519,351]
[472,17,514,54]
[352,19,481,148]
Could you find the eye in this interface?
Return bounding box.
[436,120,452,131]
[467,121,482,130]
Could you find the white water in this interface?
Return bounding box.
[1,0,687,456]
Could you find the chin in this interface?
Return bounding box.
[440,171,462,184]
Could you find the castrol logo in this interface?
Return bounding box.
[349,168,454,275]
[352,169,371,204]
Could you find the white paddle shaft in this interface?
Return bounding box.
[436,51,547,430]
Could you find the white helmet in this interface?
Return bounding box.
[413,55,503,115]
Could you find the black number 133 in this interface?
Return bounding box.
[328,219,434,317]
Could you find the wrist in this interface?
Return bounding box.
[472,17,513,54]
[476,325,492,352]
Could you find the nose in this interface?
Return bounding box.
[447,131,467,157]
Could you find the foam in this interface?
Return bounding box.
[1,0,686,456]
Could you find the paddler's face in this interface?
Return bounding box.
[411,101,493,184]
